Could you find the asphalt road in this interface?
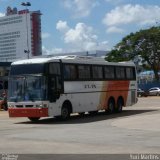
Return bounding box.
[0,97,160,159]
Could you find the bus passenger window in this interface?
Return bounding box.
[49,63,60,75]
[92,66,103,79]
[104,66,115,79]
[64,64,77,80]
[78,65,91,79]
[116,67,125,79]
[126,67,135,80]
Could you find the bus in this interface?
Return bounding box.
[8,55,137,121]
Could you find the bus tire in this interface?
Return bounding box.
[28,117,40,122]
[61,104,71,120]
[89,111,98,115]
[107,98,115,114]
[79,112,85,116]
[116,98,124,113]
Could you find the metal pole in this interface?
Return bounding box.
[25,6,29,59]
[21,2,31,59]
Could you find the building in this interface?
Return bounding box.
[0,6,42,62]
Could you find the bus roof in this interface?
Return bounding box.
[12,55,135,67]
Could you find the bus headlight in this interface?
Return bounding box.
[36,104,43,108]
[43,104,47,108]
[9,105,14,108]
[35,104,47,108]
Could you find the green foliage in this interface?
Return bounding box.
[106,26,160,81]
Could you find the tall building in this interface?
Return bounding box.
[0,7,42,62]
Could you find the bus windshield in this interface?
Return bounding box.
[8,75,47,102]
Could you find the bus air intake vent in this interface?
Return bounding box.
[16,105,23,108]
[25,105,34,108]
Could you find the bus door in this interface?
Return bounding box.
[49,76,62,102]
[48,62,62,102]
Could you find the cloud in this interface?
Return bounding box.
[56,20,110,51]
[64,23,98,50]
[106,26,124,33]
[56,20,69,32]
[42,32,51,39]
[105,0,125,5]
[63,0,99,18]
[64,23,97,43]
[0,12,5,17]
[103,4,160,27]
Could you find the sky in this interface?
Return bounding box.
[0,0,160,55]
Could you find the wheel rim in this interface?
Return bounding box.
[117,101,123,112]
[61,107,69,119]
[108,101,114,113]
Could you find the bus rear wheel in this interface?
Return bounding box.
[107,99,115,114]
[116,99,123,113]
[28,117,40,122]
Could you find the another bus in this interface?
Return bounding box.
[8,55,137,121]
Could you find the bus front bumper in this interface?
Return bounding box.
[8,108,48,118]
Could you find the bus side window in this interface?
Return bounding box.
[126,67,135,80]
[49,63,60,75]
[92,66,103,79]
[78,65,91,79]
[104,66,115,79]
[64,64,77,80]
[116,67,125,79]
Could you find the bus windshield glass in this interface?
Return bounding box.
[10,64,46,75]
[8,75,47,102]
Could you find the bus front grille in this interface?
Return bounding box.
[25,105,34,108]
[16,105,23,108]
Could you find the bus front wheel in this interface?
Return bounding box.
[79,112,85,116]
[89,111,98,115]
[61,106,71,120]
[28,117,40,122]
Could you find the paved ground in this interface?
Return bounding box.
[0,97,160,155]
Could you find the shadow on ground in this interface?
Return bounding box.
[15,109,158,125]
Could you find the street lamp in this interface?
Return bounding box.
[21,2,31,59]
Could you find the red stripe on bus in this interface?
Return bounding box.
[8,108,48,118]
[99,81,130,109]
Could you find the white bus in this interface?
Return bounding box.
[8,55,137,121]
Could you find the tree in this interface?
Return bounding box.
[106,27,160,81]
